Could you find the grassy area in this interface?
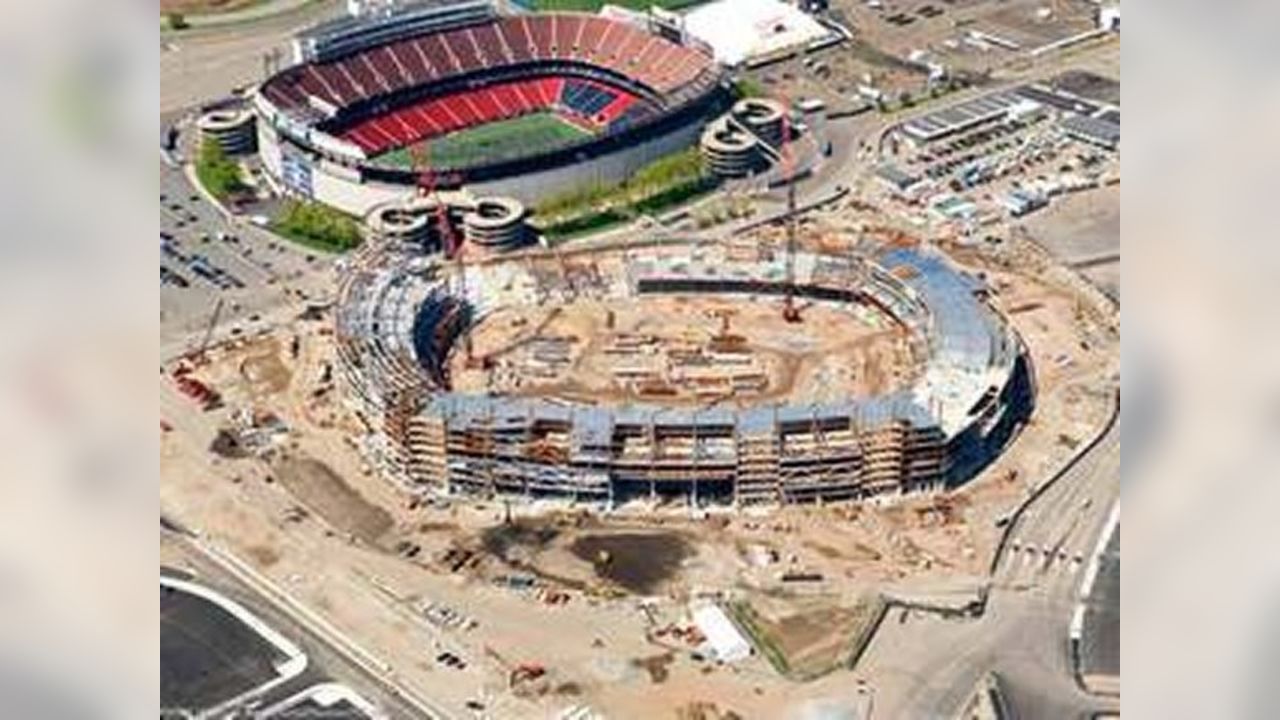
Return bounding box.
[732,77,768,99]
[728,596,888,681]
[194,141,248,200]
[378,112,589,169]
[269,199,362,253]
[729,601,791,676]
[533,147,717,241]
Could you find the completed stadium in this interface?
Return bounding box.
[252,1,728,214]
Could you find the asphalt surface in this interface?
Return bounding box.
[161,582,286,714]
[1080,523,1120,680]
[857,401,1121,719]
[160,533,436,719]
[159,142,336,361]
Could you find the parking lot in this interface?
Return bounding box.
[160,580,292,715]
[159,153,335,357]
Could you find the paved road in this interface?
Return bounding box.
[857,399,1120,719]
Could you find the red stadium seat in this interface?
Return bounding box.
[441,28,481,72]
[525,16,553,60]
[292,15,714,161]
[505,16,534,62]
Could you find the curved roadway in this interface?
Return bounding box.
[857,395,1120,718]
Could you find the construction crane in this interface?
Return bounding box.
[779,94,802,324]
[187,297,226,366]
[409,141,475,363]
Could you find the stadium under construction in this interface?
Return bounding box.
[335,234,1034,506]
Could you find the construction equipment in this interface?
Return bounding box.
[778,95,802,324]
[483,645,546,690]
[188,297,225,366]
[409,142,474,363]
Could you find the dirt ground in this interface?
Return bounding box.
[272,455,394,545]
[159,208,1117,719]
[735,594,886,680]
[162,0,263,16]
[452,293,919,407]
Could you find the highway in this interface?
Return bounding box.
[856,393,1121,719]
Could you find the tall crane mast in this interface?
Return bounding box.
[188,297,226,365]
[779,95,802,324]
[409,142,474,362]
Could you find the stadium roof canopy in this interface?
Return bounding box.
[683,0,830,66]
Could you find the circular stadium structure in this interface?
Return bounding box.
[335,237,1034,506]
[252,2,728,214]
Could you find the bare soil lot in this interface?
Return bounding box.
[272,455,393,545]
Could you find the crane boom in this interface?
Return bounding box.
[409,141,473,362]
[197,297,225,357]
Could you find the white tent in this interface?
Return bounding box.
[683,0,830,66]
[691,603,752,663]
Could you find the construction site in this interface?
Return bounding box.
[331,217,1033,507]
[160,194,1117,717]
[449,262,920,408]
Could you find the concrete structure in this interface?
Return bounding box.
[700,97,787,179]
[462,196,525,250]
[700,117,763,178]
[732,97,786,147]
[197,109,258,155]
[1059,114,1120,150]
[334,240,1032,505]
[874,163,921,195]
[254,2,728,213]
[366,193,526,253]
[367,199,435,252]
[899,91,1038,145]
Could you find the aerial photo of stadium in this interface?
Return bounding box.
[253,0,728,212]
[161,0,1122,714]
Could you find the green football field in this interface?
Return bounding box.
[377,112,591,169]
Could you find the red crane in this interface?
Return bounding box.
[409,142,475,363]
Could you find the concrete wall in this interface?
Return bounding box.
[258,123,415,215]
[311,164,414,217]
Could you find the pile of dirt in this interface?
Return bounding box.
[569,532,692,594]
[480,519,561,561]
[631,652,675,684]
[272,456,393,545]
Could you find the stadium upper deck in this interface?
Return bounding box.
[259,13,718,134]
